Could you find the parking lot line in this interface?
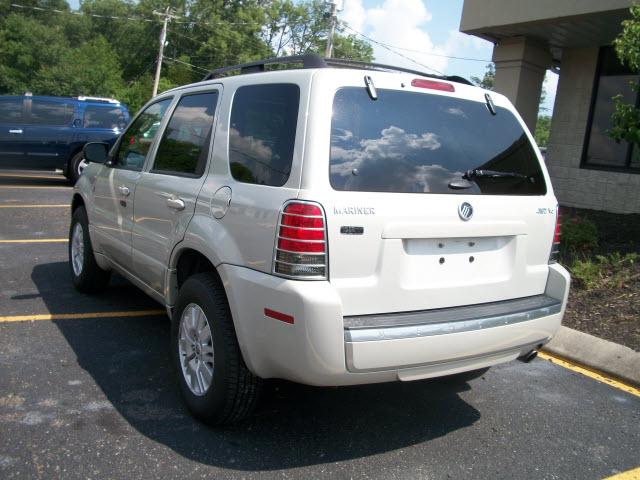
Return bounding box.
[538,351,640,398]
[0,204,68,208]
[0,239,68,244]
[603,466,640,480]
[0,186,71,190]
[0,309,166,323]
[0,173,65,180]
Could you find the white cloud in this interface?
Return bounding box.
[338,0,493,77]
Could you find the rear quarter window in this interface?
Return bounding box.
[83,105,128,129]
[330,87,546,195]
[228,84,300,187]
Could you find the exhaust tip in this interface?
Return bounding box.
[518,350,538,363]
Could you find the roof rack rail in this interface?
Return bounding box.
[201,53,472,86]
[76,96,120,104]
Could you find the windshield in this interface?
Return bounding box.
[330,87,546,195]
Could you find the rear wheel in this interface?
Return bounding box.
[172,273,262,425]
[69,206,111,293]
[66,151,84,184]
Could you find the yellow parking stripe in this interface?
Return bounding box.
[0,239,68,244]
[0,309,166,323]
[0,173,64,180]
[538,351,640,398]
[0,204,68,208]
[603,467,640,480]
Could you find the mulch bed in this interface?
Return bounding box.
[560,207,640,352]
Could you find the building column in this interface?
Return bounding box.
[492,36,552,132]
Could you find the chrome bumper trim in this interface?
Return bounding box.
[344,301,562,342]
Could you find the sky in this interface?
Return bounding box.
[67,0,557,114]
[338,0,557,114]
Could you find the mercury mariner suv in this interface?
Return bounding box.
[69,55,570,424]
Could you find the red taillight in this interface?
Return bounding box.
[549,208,561,263]
[274,201,327,279]
[411,78,455,92]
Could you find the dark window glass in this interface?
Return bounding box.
[115,99,172,171]
[330,87,546,195]
[30,99,74,126]
[152,92,217,176]
[83,106,128,130]
[0,99,24,123]
[229,84,299,186]
[583,47,640,171]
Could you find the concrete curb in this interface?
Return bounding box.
[543,326,640,387]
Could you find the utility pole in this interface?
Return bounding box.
[152,6,178,97]
[325,1,337,58]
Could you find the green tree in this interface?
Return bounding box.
[535,115,551,147]
[470,63,494,90]
[610,4,640,146]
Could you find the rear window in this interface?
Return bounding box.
[83,105,128,129]
[330,87,546,195]
[229,84,299,187]
[29,99,74,126]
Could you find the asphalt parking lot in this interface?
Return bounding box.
[0,170,638,480]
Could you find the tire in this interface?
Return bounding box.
[67,151,84,184]
[68,206,111,293]
[171,273,262,425]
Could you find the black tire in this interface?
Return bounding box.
[67,151,84,184]
[172,273,262,425]
[68,206,111,293]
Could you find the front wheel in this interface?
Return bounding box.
[69,206,111,293]
[171,273,262,425]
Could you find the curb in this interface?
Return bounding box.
[543,326,640,387]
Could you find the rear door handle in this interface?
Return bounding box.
[166,198,185,211]
[9,129,23,134]
[118,185,130,196]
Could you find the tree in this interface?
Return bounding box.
[470,63,494,90]
[610,4,640,146]
[535,115,551,147]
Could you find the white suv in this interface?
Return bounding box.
[70,55,570,424]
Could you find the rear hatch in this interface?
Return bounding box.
[300,70,558,316]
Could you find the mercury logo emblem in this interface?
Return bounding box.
[458,202,473,221]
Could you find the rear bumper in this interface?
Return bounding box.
[218,263,570,386]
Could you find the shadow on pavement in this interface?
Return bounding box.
[33,262,481,470]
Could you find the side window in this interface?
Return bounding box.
[83,106,128,130]
[30,99,74,126]
[151,91,218,177]
[0,99,24,124]
[229,84,300,186]
[115,99,172,171]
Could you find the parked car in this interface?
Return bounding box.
[69,55,570,424]
[0,94,130,182]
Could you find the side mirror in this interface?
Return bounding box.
[83,142,109,164]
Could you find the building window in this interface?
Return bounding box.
[582,47,640,172]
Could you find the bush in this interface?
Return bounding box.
[560,216,598,260]
[570,253,639,289]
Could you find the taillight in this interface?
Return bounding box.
[549,208,561,263]
[273,200,327,279]
[411,78,455,92]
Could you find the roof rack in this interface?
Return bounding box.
[202,53,472,86]
[76,96,120,104]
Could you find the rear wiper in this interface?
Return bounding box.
[463,169,533,181]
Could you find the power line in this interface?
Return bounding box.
[163,56,211,75]
[341,22,492,65]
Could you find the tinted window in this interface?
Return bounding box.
[83,106,128,130]
[330,88,546,195]
[229,84,299,186]
[152,92,217,176]
[0,98,24,123]
[583,47,639,170]
[30,99,74,126]
[115,99,172,171]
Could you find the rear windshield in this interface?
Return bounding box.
[330,87,546,195]
[83,105,128,129]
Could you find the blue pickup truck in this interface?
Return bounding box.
[0,94,130,182]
